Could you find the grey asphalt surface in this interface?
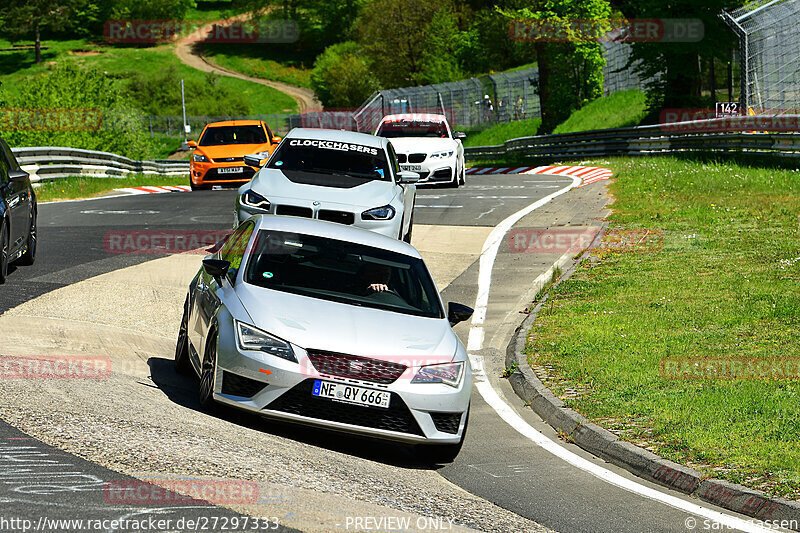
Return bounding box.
[0,178,756,532]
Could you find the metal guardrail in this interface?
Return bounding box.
[10,147,190,182]
[464,116,800,161]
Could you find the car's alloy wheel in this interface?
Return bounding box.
[174,295,192,375]
[198,333,219,410]
[0,221,8,284]
[18,209,36,266]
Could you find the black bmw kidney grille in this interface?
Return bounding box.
[220,371,268,398]
[396,154,408,163]
[317,210,355,225]
[306,349,407,384]
[266,379,424,436]
[276,205,313,218]
[430,412,462,434]
[408,153,426,163]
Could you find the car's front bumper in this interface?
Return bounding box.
[212,317,471,444]
[234,193,404,238]
[400,157,457,185]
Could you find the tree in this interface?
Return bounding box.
[614,0,740,112]
[358,0,442,87]
[420,9,465,84]
[310,41,379,108]
[503,0,612,133]
[1,0,76,63]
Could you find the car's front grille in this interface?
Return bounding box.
[203,166,255,182]
[221,371,268,398]
[266,379,424,436]
[430,412,462,434]
[317,210,354,225]
[215,157,244,163]
[396,154,407,163]
[276,205,313,218]
[408,153,426,163]
[307,349,408,384]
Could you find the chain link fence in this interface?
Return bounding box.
[142,114,293,137]
[602,41,651,96]
[724,0,800,113]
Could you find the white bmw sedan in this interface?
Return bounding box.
[175,215,474,462]
[375,114,467,188]
[236,128,418,242]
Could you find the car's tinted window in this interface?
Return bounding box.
[266,139,390,181]
[199,125,267,146]
[1,140,19,170]
[376,120,448,138]
[0,143,9,182]
[245,230,443,319]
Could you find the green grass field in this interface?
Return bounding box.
[202,43,314,89]
[461,117,541,148]
[35,174,190,203]
[552,89,647,134]
[526,156,800,499]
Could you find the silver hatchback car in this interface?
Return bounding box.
[175,215,474,462]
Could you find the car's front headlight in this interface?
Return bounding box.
[193,153,210,163]
[241,189,271,210]
[411,361,464,387]
[430,150,454,159]
[361,205,396,220]
[236,321,296,362]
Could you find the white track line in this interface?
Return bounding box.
[467,170,772,533]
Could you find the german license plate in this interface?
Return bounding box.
[218,166,244,174]
[312,380,390,409]
[401,164,422,171]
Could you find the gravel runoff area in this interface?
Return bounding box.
[0,251,551,533]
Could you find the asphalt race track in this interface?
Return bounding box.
[0,175,765,533]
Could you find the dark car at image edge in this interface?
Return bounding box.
[0,137,37,284]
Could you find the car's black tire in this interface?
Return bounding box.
[198,332,219,411]
[420,410,469,464]
[17,209,37,266]
[0,221,8,285]
[174,295,193,376]
[190,181,210,191]
[459,165,466,186]
[446,170,460,188]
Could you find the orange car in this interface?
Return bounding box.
[188,120,281,190]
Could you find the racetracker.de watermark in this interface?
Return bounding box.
[104,19,298,44]
[0,108,102,131]
[1,355,111,379]
[104,230,232,255]
[659,109,800,133]
[509,18,704,43]
[660,357,800,381]
[104,479,259,505]
[508,228,663,254]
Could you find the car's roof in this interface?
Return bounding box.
[204,120,265,127]
[380,114,448,123]
[248,215,422,259]
[284,128,388,149]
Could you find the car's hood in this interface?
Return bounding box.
[389,137,457,154]
[236,284,456,362]
[196,143,272,159]
[250,168,396,209]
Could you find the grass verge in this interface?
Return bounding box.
[461,117,542,148]
[202,43,314,89]
[525,156,800,499]
[552,89,646,134]
[35,175,189,203]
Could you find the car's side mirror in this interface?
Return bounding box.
[202,258,230,285]
[8,169,29,182]
[447,302,474,326]
[397,171,420,184]
[187,140,197,148]
[244,154,266,168]
[272,136,282,143]
[453,131,467,140]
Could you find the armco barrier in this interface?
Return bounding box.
[465,116,800,161]
[10,147,190,182]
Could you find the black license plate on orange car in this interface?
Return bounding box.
[312,380,390,409]
[218,167,244,174]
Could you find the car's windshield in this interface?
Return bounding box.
[376,120,449,138]
[199,125,268,146]
[266,138,390,181]
[244,230,443,319]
